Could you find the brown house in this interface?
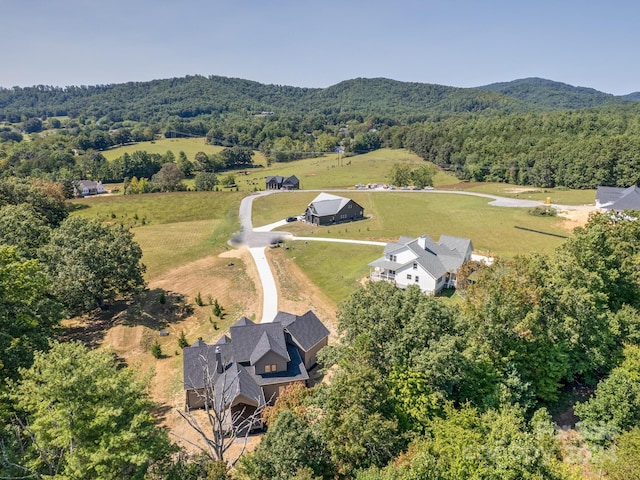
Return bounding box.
[183,310,329,419]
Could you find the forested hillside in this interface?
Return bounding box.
[0,75,530,123]
[2,74,640,190]
[478,77,632,109]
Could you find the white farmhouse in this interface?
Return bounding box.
[369,234,473,295]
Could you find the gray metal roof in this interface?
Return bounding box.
[596,185,640,210]
[307,192,354,216]
[283,175,299,186]
[373,234,471,280]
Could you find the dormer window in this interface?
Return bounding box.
[265,364,277,373]
[413,263,417,270]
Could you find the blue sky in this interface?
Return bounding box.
[2,0,638,95]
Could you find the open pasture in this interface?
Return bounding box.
[256,190,573,257]
[252,149,426,191]
[70,191,243,279]
[102,137,227,162]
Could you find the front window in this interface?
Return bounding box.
[415,276,419,283]
[407,274,412,280]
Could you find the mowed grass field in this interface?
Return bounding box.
[251,189,582,305]
[101,138,225,162]
[102,139,596,205]
[254,190,572,256]
[70,191,243,280]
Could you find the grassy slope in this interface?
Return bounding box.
[74,146,596,305]
[70,191,244,280]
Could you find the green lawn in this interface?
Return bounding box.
[70,191,244,280]
[282,242,382,305]
[101,138,227,162]
[257,191,572,257]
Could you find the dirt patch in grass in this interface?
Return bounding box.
[555,209,595,232]
[62,248,265,452]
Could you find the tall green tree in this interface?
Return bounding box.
[0,246,62,383]
[38,216,146,314]
[0,204,51,258]
[10,342,174,479]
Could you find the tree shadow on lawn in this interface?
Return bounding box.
[61,289,194,347]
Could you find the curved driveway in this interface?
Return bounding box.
[234,188,597,323]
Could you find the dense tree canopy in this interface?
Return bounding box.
[8,342,173,479]
[38,216,146,314]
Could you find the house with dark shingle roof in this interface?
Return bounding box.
[369,234,473,295]
[183,311,329,419]
[596,185,640,211]
[304,192,364,226]
[265,175,300,190]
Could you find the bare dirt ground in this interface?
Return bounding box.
[64,243,339,458]
[555,208,594,232]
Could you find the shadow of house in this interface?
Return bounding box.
[265,175,300,190]
[183,311,329,428]
[304,192,364,226]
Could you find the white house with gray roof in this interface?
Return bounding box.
[182,310,329,424]
[304,192,364,226]
[369,234,473,295]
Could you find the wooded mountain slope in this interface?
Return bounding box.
[2,75,636,124]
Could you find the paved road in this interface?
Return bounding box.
[233,188,597,324]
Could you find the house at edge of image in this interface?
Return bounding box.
[265,175,300,190]
[182,310,329,429]
[74,180,108,197]
[595,185,640,211]
[369,234,473,295]
[304,192,364,226]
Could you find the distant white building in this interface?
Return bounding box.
[74,180,107,197]
[369,234,473,295]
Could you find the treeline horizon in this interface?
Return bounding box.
[2,75,640,189]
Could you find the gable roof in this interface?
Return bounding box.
[215,363,265,409]
[307,192,357,216]
[266,175,285,184]
[596,185,640,210]
[282,175,299,186]
[371,234,471,280]
[249,330,291,364]
[275,310,330,351]
[229,322,289,364]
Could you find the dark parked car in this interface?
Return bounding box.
[286,216,298,222]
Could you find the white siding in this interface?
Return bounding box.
[389,247,416,264]
[395,264,438,294]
